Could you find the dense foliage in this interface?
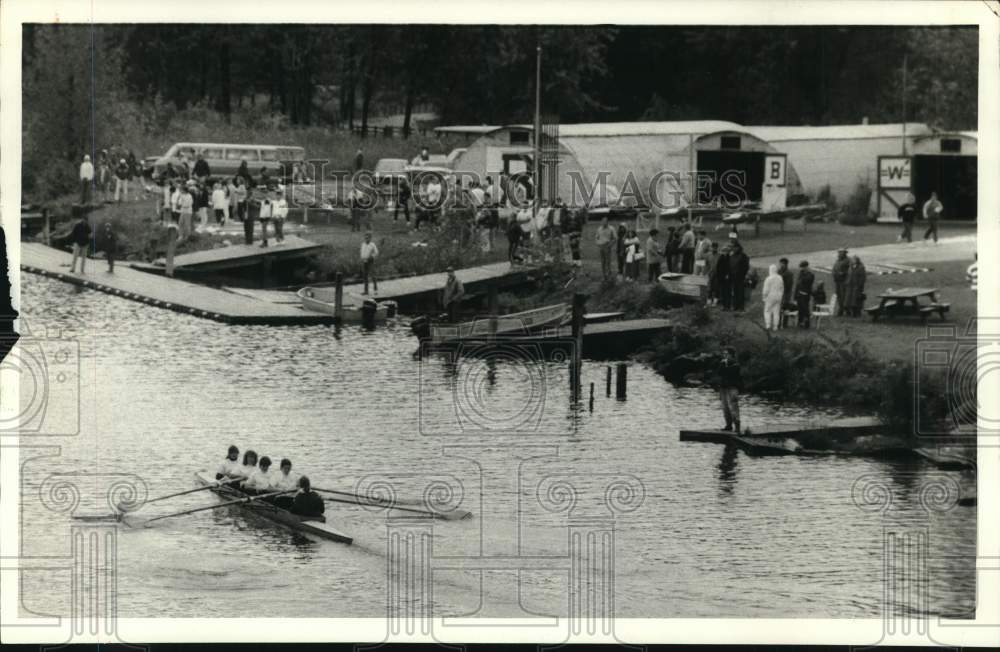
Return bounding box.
[23,24,978,201]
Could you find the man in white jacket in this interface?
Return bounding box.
[79,154,94,204]
[761,264,784,331]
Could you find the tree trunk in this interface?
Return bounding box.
[218,39,232,122]
[402,82,415,138]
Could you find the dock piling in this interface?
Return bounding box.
[570,293,586,400]
[334,272,344,322]
[606,366,612,397]
[589,383,595,412]
[615,363,627,400]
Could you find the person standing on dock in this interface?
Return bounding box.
[615,222,628,277]
[679,223,696,274]
[442,267,465,322]
[273,189,288,244]
[715,244,732,310]
[360,231,379,295]
[258,192,273,247]
[595,217,616,279]
[717,346,742,433]
[507,214,523,264]
[793,260,815,328]
[68,213,92,275]
[212,182,228,226]
[178,183,194,240]
[832,247,850,316]
[102,222,117,273]
[777,258,794,325]
[235,177,251,244]
[79,154,94,205]
[844,255,867,317]
[694,230,711,275]
[705,242,720,305]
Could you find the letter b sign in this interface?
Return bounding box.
[764,155,786,187]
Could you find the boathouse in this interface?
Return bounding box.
[446,121,803,210]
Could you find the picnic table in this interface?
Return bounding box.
[866,287,950,323]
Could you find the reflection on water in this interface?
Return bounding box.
[17,274,976,618]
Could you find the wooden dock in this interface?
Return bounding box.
[340,262,538,310]
[422,317,671,359]
[153,234,324,272]
[21,243,337,326]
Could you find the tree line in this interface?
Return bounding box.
[21,24,977,200]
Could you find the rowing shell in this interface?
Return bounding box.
[194,471,353,544]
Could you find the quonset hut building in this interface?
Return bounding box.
[444,121,803,212]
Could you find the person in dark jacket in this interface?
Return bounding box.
[236,159,254,188]
[794,260,815,328]
[715,244,732,310]
[728,243,750,311]
[114,158,130,202]
[193,153,211,181]
[778,258,795,311]
[102,222,117,273]
[831,247,850,315]
[69,214,92,274]
[716,346,742,433]
[897,194,917,243]
[616,223,628,276]
[395,177,412,223]
[291,475,325,517]
[844,255,867,317]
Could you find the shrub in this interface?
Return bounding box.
[840,181,873,226]
[816,184,837,208]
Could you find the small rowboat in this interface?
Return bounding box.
[194,471,352,544]
[422,302,570,342]
[297,286,396,322]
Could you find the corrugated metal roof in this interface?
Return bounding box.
[557,121,743,137]
[748,123,932,141]
[434,125,501,134]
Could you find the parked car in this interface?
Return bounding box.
[145,143,306,181]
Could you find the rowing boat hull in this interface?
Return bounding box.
[297,286,394,322]
[430,302,569,342]
[194,471,352,544]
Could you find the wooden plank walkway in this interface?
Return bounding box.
[340,262,536,307]
[153,234,323,272]
[21,243,337,326]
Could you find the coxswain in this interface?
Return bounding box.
[244,455,274,495]
[215,445,241,481]
[290,476,325,517]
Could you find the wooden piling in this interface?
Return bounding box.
[334,272,344,322]
[589,382,595,412]
[570,293,587,400]
[488,283,499,337]
[615,363,627,400]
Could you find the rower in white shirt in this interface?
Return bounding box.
[235,450,259,487]
[215,445,242,481]
[271,458,299,491]
[243,455,275,494]
[271,458,299,509]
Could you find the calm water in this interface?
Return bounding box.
[18,273,976,619]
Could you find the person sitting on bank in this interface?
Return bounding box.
[716,346,742,433]
[291,475,325,518]
[442,267,465,322]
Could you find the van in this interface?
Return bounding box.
[146,143,306,180]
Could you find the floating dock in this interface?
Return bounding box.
[680,417,976,469]
[151,234,324,272]
[21,243,336,325]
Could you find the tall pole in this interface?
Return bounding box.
[901,53,908,156]
[533,42,542,215]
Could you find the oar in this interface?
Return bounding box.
[129,489,297,527]
[117,482,223,512]
[314,487,425,507]
[315,489,472,521]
